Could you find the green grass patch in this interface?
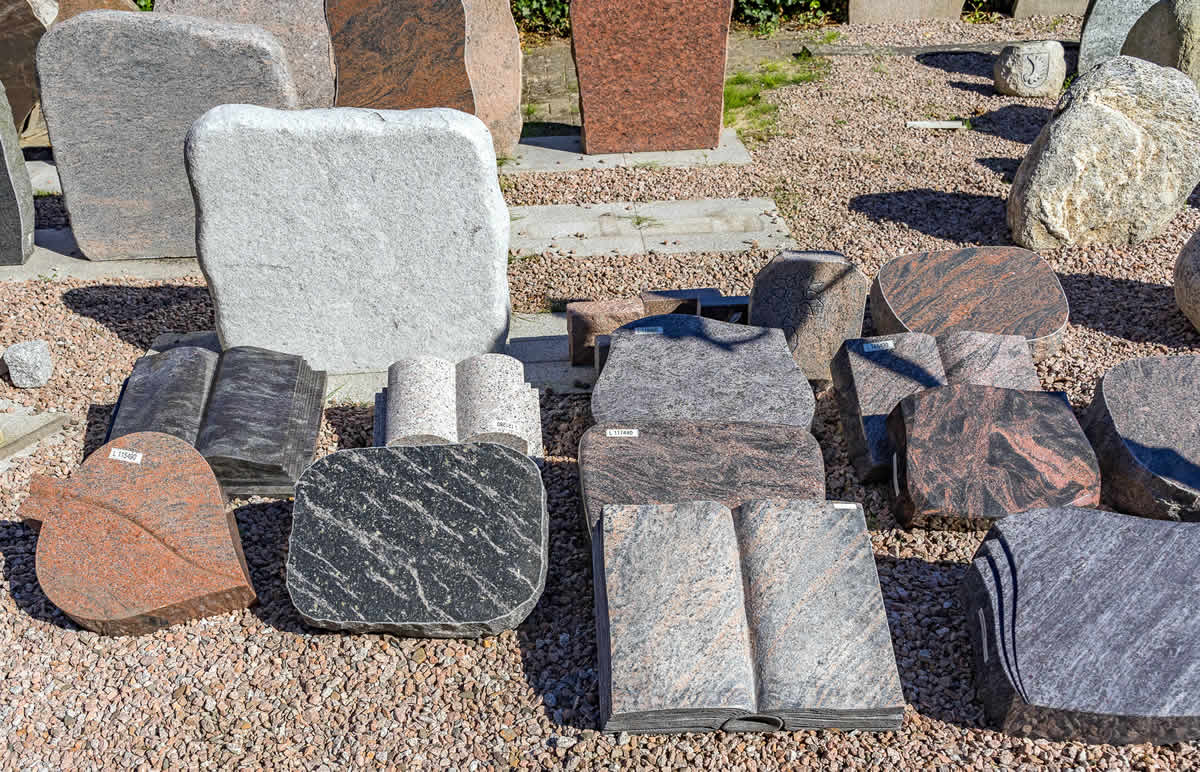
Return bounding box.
[724,53,830,143]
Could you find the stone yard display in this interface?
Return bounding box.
[994,41,1067,98]
[1177,230,1200,331]
[1084,355,1200,520]
[871,247,1069,360]
[847,0,963,24]
[188,106,510,374]
[1122,0,1200,91]
[566,288,732,366]
[963,506,1200,744]
[3,339,52,388]
[1008,56,1200,251]
[889,385,1101,529]
[373,353,542,459]
[748,251,869,383]
[38,11,297,260]
[287,444,547,637]
[325,0,522,156]
[18,431,256,635]
[107,346,326,496]
[0,81,34,266]
[0,0,51,130]
[595,499,904,734]
[156,0,336,108]
[578,420,825,535]
[935,331,1041,391]
[590,315,814,428]
[571,0,732,153]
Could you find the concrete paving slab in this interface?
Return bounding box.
[505,128,751,174]
[28,160,61,195]
[0,411,70,462]
[1,236,202,281]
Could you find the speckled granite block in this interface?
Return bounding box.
[286,444,548,637]
[831,333,947,482]
[579,420,825,535]
[18,432,255,635]
[382,357,458,446]
[590,315,814,428]
[936,331,1041,390]
[749,251,869,383]
[0,0,48,130]
[889,385,1101,530]
[0,80,34,265]
[871,247,1069,361]
[963,507,1200,744]
[1083,355,1200,520]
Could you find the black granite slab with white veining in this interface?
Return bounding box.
[287,443,547,637]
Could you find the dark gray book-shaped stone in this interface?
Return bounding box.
[595,499,904,734]
[108,346,325,496]
[287,444,548,637]
[962,506,1200,744]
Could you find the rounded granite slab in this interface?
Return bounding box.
[870,247,1069,361]
[1083,355,1200,520]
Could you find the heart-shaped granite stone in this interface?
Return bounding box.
[18,431,256,635]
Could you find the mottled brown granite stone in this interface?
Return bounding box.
[326,0,522,155]
[56,0,138,20]
[567,298,646,366]
[0,0,49,129]
[571,0,733,153]
[936,331,1041,390]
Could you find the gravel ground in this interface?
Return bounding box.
[4,42,1200,769]
[821,14,1083,47]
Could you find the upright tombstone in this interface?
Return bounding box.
[155,0,336,108]
[1177,230,1200,331]
[325,0,522,156]
[37,11,298,260]
[571,0,733,153]
[847,0,963,24]
[0,80,34,266]
[56,0,139,20]
[1079,0,1160,73]
[998,0,1088,16]
[0,0,51,130]
[188,106,510,375]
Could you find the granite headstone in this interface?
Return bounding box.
[935,331,1041,390]
[847,0,963,23]
[994,41,1067,98]
[0,0,49,129]
[1079,0,1159,73]
[567,288,728,366]
[0,80,34,266]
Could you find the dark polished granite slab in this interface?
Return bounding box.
[287,444,547,637]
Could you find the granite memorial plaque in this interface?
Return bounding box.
[936,331,1041,390]
[0,80,33,266]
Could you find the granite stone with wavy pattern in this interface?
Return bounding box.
[936,331,1041,390]
[963,507,1200,744]
[287,444,547,637]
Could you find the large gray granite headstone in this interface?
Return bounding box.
[286,444,548,637]
[37,10,298,260]
[1079,0,1159,73]
[188,105,510,374]
[0,80,33,266]
[962,506,1200,744]
[590,314,814,428]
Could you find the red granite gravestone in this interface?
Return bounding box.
[0,0,49,130]
[18,432,256,635]
[571,0,733,153]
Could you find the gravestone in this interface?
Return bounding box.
[888,385,1101,529]
[286,444,547,637]
[831,333,947,482]
[1177,230,1200,331]
[156,0,336,108]
[579,420,826,535]
[571,0,732,153]
[56,0,139,20]
[1079,0,1159,73]
[325,0,522,156]
[847,0,963,24]
[963,507,1200,743]
[871,247,1069,360]
[18,432,256,635]
[936,331,1041,390]
[188,106,510,374]
[999,0,1088,16]
[0,0,49,129]
[38,11,297,260]
[1123,0,1200,92]
[994,41,1067,98]
[0,80,34,266]
[1083,355,1200,520]
[748,251,868,383]
[590,314,814,428]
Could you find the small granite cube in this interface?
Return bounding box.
[2,339,52,388]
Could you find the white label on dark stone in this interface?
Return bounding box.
[892,453,900,496]
[863,340,895,352]
[634,327,663,335]
[605,429,639,438]
[109,448,143,464]
[833,502,857,510]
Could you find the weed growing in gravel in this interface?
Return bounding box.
[724,53,829,143]
[522,103,537,119]
[962,0,1001,23]
[625,214,663,230]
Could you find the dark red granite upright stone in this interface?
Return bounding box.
[571,0,733,153]
[0,0,48,129]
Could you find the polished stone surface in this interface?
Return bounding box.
[590,315,814,427]
[0,80,33,265]
[1083,355,1200,520]
[571,0,732,153]
[579,420,825,535]
[286,444,547,637]
[0,0,47,129]
[108,346,220,446]
[831,333,947,482]
[936,331,1041,390]
[38,11,297,259]
[962,506,1200,744]
[1079,0,1159,73]
[871,247,1069,360]
[889,385,1101,529]
[18,432,255,635]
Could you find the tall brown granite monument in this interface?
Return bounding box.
[0,0,53,130]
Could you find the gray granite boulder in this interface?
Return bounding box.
[1122,0,1200,91]
[994,41,1067,98]
[1007,56,1200,250]
[1079,0,1159,73]
[0,80,33,265]
[1177,229,1200,331]
[286,444,547,637]
[37,11,298,260]
[2,340,52,388]
[188,105,509,374]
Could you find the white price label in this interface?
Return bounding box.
[863,340,895,352]
[109,448,143,465]
[892,453,901,497]
[634,327,663,335]
[605,429,639,438]
[833,502,858,510]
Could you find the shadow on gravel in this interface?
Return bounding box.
[875,554,985,730]
[914,52,993,78]
[976,156,1021,184]
[970,105,1052,145]
[1057,272,1200,347]
[0,520,79,631]
[850,189,1010,244]
[322,404,374,450]
[235,499,315,634]
[84,402,114,458]
[61,285,213,350]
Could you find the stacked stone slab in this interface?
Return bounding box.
[18,432,256,635]
[0,0,52,130]
[0,80,34,266]
[994,41,1067,98]
[373,353,542,459]
[1080,0,1159,73]
[595,499,904,733]
[325,0,522,156]
[963,507,1200,744]
[286,444,547,637]
[37,11,298,259]
[188,106,510,375]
